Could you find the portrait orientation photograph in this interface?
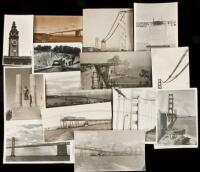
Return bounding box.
[156,89,198,148]
[83,8,133,52]
[3,15,33,65]
[113,88,157,143]
[134,2,178,50]
[34,15,82,43]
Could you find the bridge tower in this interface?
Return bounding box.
[11,137,16,157]
[168,94,174,122]
[158,79,162,89]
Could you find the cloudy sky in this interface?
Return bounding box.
[34,15,82,34]
[3,15,33,56]
[42,102,112,128]
[45,71,81,96]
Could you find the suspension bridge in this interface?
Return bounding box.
[158,48,189,89]
[95,10,133,51]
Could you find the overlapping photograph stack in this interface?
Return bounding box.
[2,2,198,171]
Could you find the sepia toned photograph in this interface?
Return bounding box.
[4,67,45,120]
[151,47,190,89]
[81,51,152,89]
[3,15,33,65]
[34,43,82,73]
[156,89,198,148]
[34,15,82,43]
[42,100,112,142]
[113,88,157,143]
[45,71,81,108]
[83,9,133,52]
[134,2,178,50]
[46,88,111,108]
[74,131,146,172]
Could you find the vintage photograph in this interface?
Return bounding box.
[74,131,146,172]
[4,120,72,163]
[4,67,45,120]
[156,89,198,148]
[83,9,133,52]
[45,71,81,108]
[3,15,33,65]
[34,15,82,43]
[151,47,190,89]
[34,43,82,73]
[134,2,178,50]
[81,51,152,89]
[46,88,111,108]
[42,99,112,142]
[113,88,157,143]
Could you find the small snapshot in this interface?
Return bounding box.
[42,91,112,142]
[81,51,152,89]
[113,88,157,143]
[156,89,198,148]
[34,43,82,73]
[134,2,178,50]
[3,15,33,65]
[151,47,189,89]
[34,15,82,43]
[4,67,45,120]
[83,9,133,52]
[74,131,146,172]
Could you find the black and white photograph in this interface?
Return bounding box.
[34,15,82,43]
[152,47,190,89]
[42,97,112,142]
[46,88,111,108]
[74,131,146,172]
[4,67,45,120]
[134,2,178,50]
[4,119,72,163]
[83,9,133,52]
[81,51,152,89]
[45,71,81,108]
[156,89,198,148]
[113,88,157,143]
[3,15,33,65]
[34,43,82,73]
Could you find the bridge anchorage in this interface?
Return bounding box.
[157,49,189,89]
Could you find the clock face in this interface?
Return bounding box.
[11,40,17,45]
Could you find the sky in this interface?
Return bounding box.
[152,47,190,89]
[135,2,178,22]
[158,89,197,116]
[45,71,81,96]
[80,51,151,67]
[41,102,112,128]
[83,9,133,51]
[3,15,33,56]
[34,15,82,34]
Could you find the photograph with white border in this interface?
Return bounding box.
[42,99,112,142]
[83,8,133,52]
[113,87,157,143]
[3,15,33,65]
[156,88,198,149]
[134,2,178,50]
[74,130,146,172]
[33,42,82,73]
[151,47,190,89]
[4,67,45,120]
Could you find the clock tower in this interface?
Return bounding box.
[9,21,19,56]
